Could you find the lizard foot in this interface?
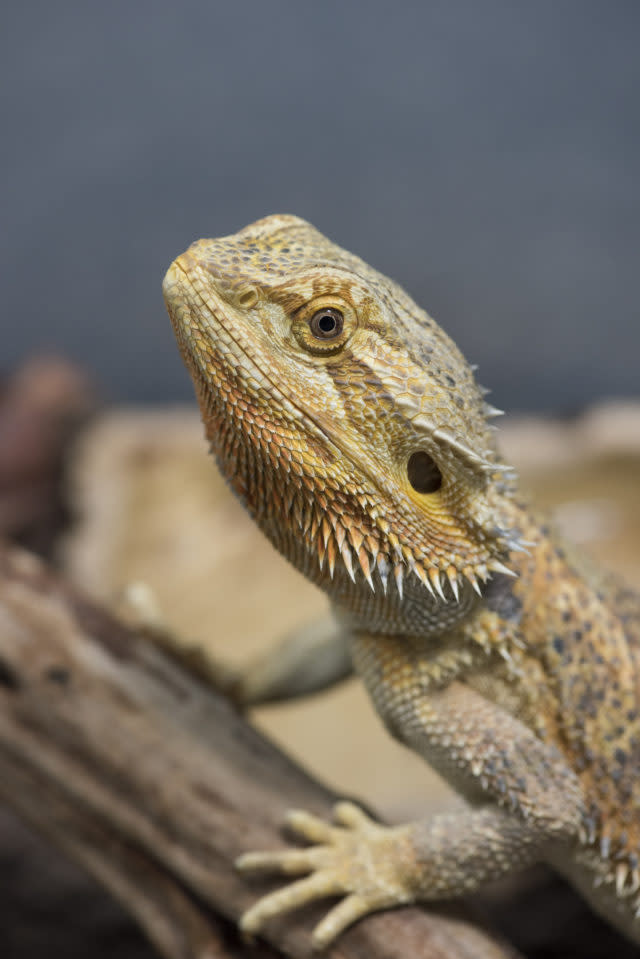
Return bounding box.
[236,801,416,949]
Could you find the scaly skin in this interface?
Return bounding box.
[163,215,640,949]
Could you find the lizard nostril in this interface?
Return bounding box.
[407,451,442,494]
[236,285,259,309]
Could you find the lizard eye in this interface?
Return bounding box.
[309,308,344,339]
[292,296,356,356]
[407,451,442,494]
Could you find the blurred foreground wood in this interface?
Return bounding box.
[0,541,516,959]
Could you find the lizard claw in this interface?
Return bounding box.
[236,801,414,948]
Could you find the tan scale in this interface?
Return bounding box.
[163,214,640,949]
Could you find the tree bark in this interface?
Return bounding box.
[0,541,519,959]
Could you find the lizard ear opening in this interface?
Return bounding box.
[407,451,442,494]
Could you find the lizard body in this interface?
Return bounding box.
[163,215,640,948]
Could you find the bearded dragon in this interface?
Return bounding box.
[162,215,640,950]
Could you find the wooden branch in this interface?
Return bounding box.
[0,541,519,959]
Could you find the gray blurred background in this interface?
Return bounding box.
[2,0,638,413]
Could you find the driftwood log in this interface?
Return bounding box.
[0,540,519,959]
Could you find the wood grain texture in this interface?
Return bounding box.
[0,541,517,959]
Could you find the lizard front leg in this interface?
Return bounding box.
[121,585,352,706]
[238,801,545,948]
[231,615,352,706]
[237,638,585,947]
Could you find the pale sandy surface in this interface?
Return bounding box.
[64,403,640,822]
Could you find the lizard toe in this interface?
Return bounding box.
[311,893,373,949]
[239,871,344,935]
[236,846,324,876]
[285,808,336,844]
[332,801,377,832]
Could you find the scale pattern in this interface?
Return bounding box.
[164,215,640,947]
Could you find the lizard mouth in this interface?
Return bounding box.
[165,254,403,498]
[164,255,351,460]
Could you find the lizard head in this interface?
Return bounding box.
[164,214,521,611]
